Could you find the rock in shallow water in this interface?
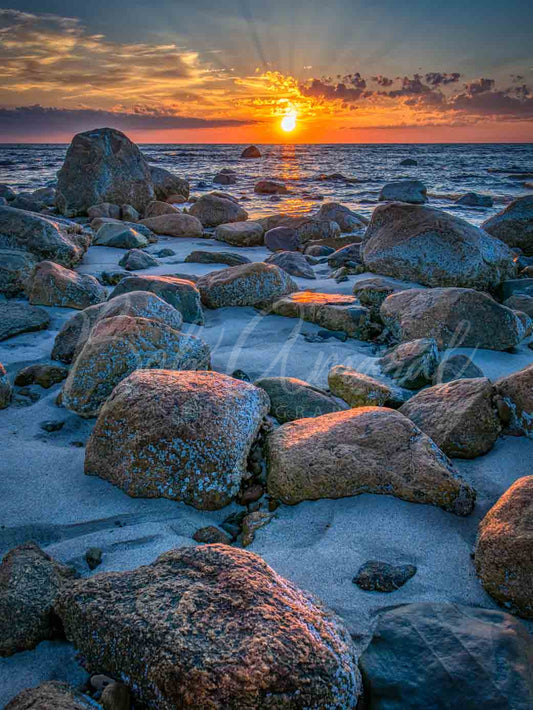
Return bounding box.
[56,544,361,709]
[265,250,316,279]
[379,180,427,203]
[118,248,159,271]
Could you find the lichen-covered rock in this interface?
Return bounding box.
[494,364,533,438]
[197,262,297,308]
[14,364,69,389]
[0,362,12,409]
[0,542,77,656]
[295,219,340,244]
[5,681,98,710]
[215,221,264,246]
[62,316,210,417]
[362,203,517,290]
[379,180,427,203]
[381,287,525,350]
[265,251,316,279]
[110,275,203,324]
[475,476,533,619]
[353,276,424,318]
[85,370,269,508]
[240,145,261,158]
[433,354,484,384]
[482,195,533,255]
[139,213,203,238]
[270,291,373,339]
[400,378,501,458]
[255,376,344,423]
[380,338,439,390]
[359,603,533,708]
[26,261,107,310]
[56,128,155,216]
[185,250,250,267]
[0,301,50,341]
[144,200,180,218]
[56,544,361,709]
[0,206,87,267]
[189,193,248,227]
[93,223,149,249]
[314,202,368,232]
[328,366,393,407]
[149,165,189,201]
[254,180,288,195]
[0,249,37,296]
[266,407,475,514]
[118,248,159,271]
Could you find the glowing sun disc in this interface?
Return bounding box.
[281,115,296,132]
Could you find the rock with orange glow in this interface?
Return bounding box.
[475,476,533,618]
[25,261,107,310]
[266,407,475,515]
[189,193,248,227]
[270,291,373,339]
[197,262,297,308]
[56,544,362,708]
[254,180,289,195]
[240,145,262,158]
[84,370,269,509]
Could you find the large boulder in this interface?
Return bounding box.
[0,206,87,267]
[52,290,184,363]
[362,203,517,290]
[314,202,368,231]
[139,213,203,238]
[381,287,525,350]
[379,338,439,390]
[56,128,155,216]
[255,376,344,423]
[266,407,475,514]
[265,250,316,279]
[5,682,97,710]
[270,291,373,339]
[400,378,501,458]
[25,261,107,310]
[93,222,149,249]
[379,180,427,203]
[0,301,50,341]
[0,249,37,296]
[149,165,189,201]
[359,603,533,709]
[56,544,361,709]
[197,262,297,308]
[189,193,248,227]
[0,542,77,656]
[240,145,261,158]
[494,364,533,438]
[328,366,393,407]
[85,370,269,508]
[482,195,533,255]
[0,362,12,409]
[475,476,533,619]
[62,316,210,417]
[214,221,264,246]
[110,275,203,324]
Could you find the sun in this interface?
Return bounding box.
[281,114,297,132]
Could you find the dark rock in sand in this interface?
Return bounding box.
[0,301,50,341]
[56,544,361,709]
[149,165,189,201]
[0,249,37,296]
[189,193,248,227]
[15,364,69,389]
[455,192,493,207]
[5,681,97,710]
[93,222,149,249]
[265,250,316,279]
[0,363,12,409]
[193,526,232,545]
[240,145,262,158]
[353,275,424,319]
[305,244,335,257]
[433,354,484,384]
[255,376,344,423]
[26,261,107,309]
[380,338,439,390]
[494,364,533,438]
[265,226,300,252]
[482,195,533,255]
[110,275,203,324]
[379,179,427,203]
[40,420,65,432]
[197,262,297,308]
[214,221,264,246]
[359,602,533,709]
[118,248,159,271]
[185,250,250,266]
[241,511,274,546]
[353,561,416,592]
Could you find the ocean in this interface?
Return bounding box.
[1,142,531,225]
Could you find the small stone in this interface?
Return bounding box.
[40,420,65,433]
[241,511,274,546]
[353,560,417,592]
[15,364,69,389]
[239,483,264,506]
[85,547,103,570]
[193,526,232,545]
[231,369,251,382]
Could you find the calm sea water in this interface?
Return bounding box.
[0,143,531,226]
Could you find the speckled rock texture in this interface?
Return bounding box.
[352,276,424,318]
[400,378,501,458]
[363,202,517,290]
[144,200,179,218]
[359,603,533,708]
[295,219,341,244]
[110,275,204,324]
[62,316,210,417]
[0,542,77,656]
[139,213,203,238]
[198,262,297,308]
[381,287,525,350]
[314,202,368,231]
[328,366,393,407]
[0,362,12,408]
[494,364,533,438]
[0,249,37,296]
[14,364,69,389]
[185,250,250,266]
[265,251,316,279]
[87,202,121,220]
[56,544,361,709]
[118,248,159,271]
[379,180,427,203]
[189,193,248,227]
[0,301,50,341]
[85,370,269,508]
[56,128,155,217]
[266,407,475,514]
[93,223,149,249]
[482,195,533,255]
[255,376,344,423]
[475,476,533,619]
[26,261,107,310]
[327,243,362,269]
[504,293,533,319]
[5,681,99,710]
[149,165,189,201]
[379,338,439,390]
[0,206,88,267]
[433,354,484,384]
[215,221,264,246]
[52,291,184,364]
[270,291,372,339]
[353,561,416,592]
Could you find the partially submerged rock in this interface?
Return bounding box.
[26,261,107,310]
[85,370,268,508]
[494,364,533,438]
[254,180,289,195]
[328,365,393,407]
[139,212,203,238]
[56,544,361,708]
[255,376,344,423]
[197,262,297,308]
[455,192,493,207]
[214,221,264,246]
[482,195,533,255]
[379,180,427,203]
[266,407,475,514]
[379,338,439,390]
[0,301,50,341]
[240,145,261,158]
[189,193,248,227]
[110,275,203,324]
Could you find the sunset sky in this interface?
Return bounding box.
[1,1,533,143]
